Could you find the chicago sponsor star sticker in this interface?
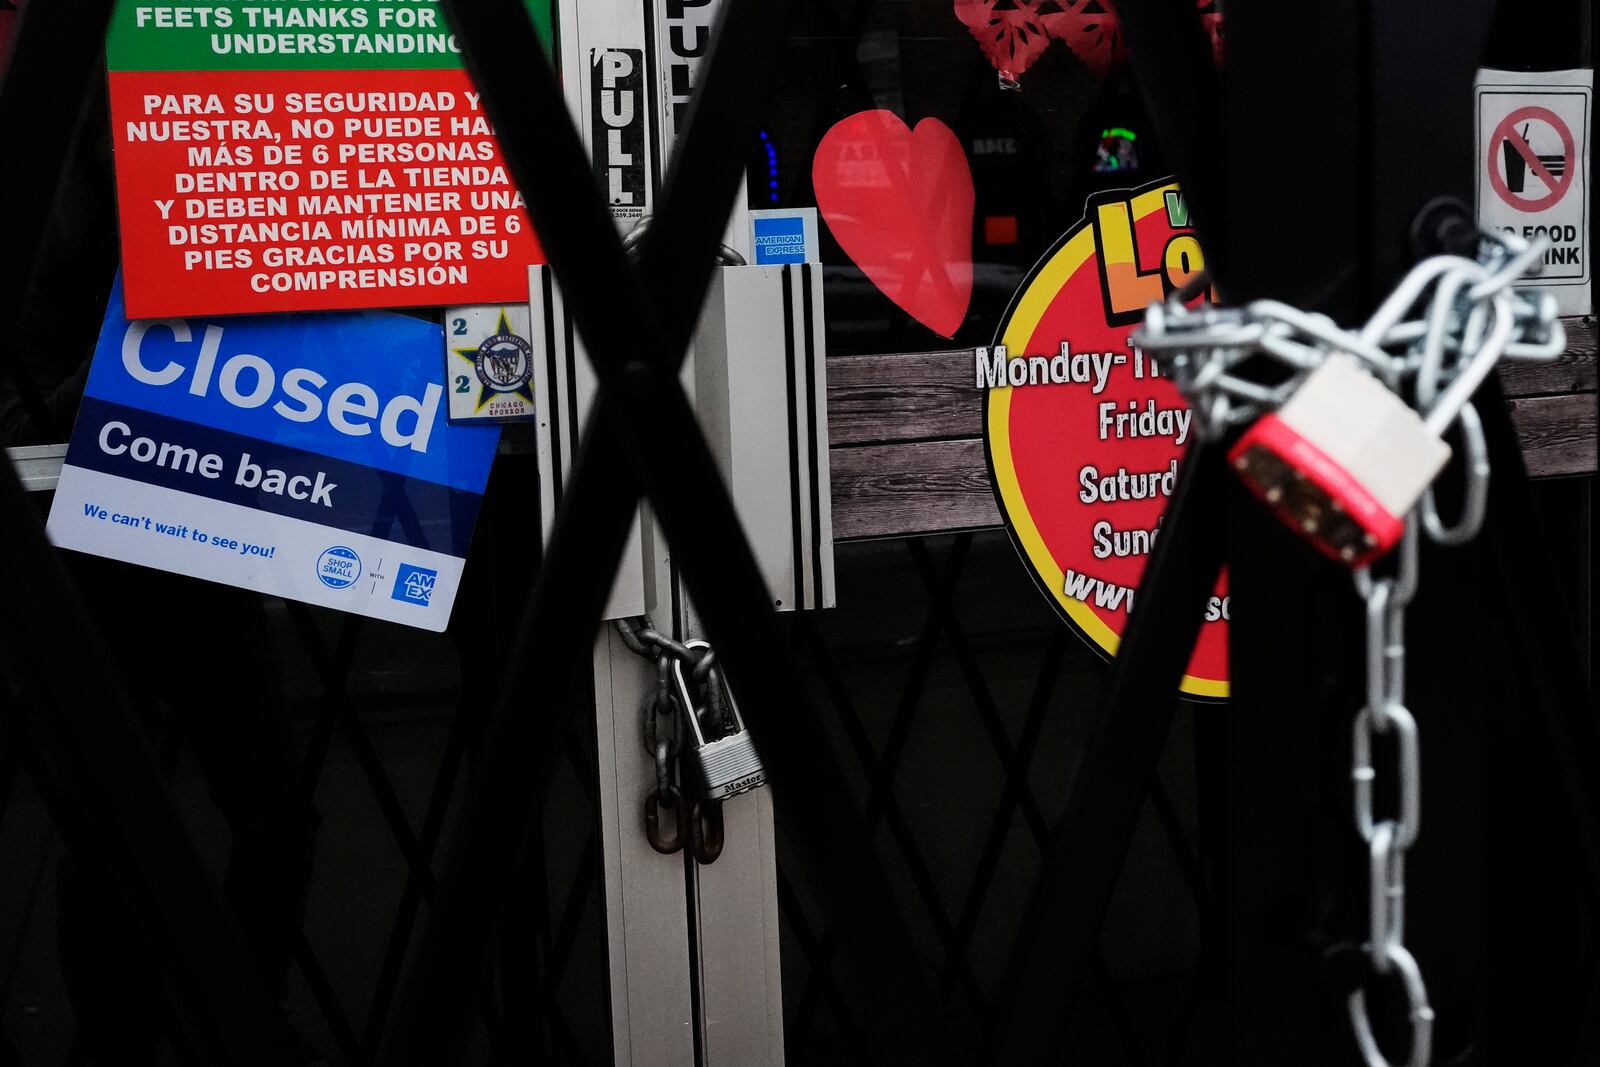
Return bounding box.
[454,310,535,412]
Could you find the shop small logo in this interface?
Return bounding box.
[454,310,535,412]
[316,546,362,589]
[392,563,437,606]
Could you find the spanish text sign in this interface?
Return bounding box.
[105,0,547,318]
[1475,68,1591,315]
[46,279,500,631]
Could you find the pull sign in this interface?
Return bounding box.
[592,48,647,222]
[1475,68,1592,315]
[655,0,716,148]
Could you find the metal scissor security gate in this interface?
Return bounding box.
[1,0,945,1062]
[0,451,615,1062]
[2,1,1598,1066]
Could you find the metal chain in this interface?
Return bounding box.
[1129,225,1562,1067]
[615,615,729,863]
[1135,228,1563,441]
[1349,521,1432,1067]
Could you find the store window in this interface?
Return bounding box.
[0,1,1593,1064]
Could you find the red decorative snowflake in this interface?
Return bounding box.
[953,0,1056,84]
[956,0,1224,82]
[1037,0,1126,74]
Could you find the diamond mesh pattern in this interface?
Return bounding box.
[778,533,1212,1064]
[0,474,612,1066]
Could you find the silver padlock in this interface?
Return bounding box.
[672,640,768,800]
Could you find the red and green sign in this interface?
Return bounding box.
[984,178,1228,699]
[106,0,551,318]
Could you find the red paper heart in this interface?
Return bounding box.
[813,111,974,338]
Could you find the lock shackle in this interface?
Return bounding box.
[681,639,747,736]
[671,653,710,746]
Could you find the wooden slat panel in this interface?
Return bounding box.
[1499,317,1597,396]
[1508,392,1599,478]
[826,349,979,445]
[825,319,1595,434]
[827,317,1597,539]
[827,396,1598,538]
[830,439,997,540]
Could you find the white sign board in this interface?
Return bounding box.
[445,304,538,423]
[1475,68,1592,315]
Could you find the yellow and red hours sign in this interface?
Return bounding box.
[984,178,1228,699]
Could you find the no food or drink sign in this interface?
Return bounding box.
[1475,68,1591,315]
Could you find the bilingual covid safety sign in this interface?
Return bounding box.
[104,0,550,318]
[1476,68,1592,315]
[45,279,500,631]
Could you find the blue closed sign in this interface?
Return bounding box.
[46,277,499,632]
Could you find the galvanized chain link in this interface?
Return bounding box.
[1129,225,1564,1067]
[1348,521,1432,1067]
[1134,226,1563,445]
